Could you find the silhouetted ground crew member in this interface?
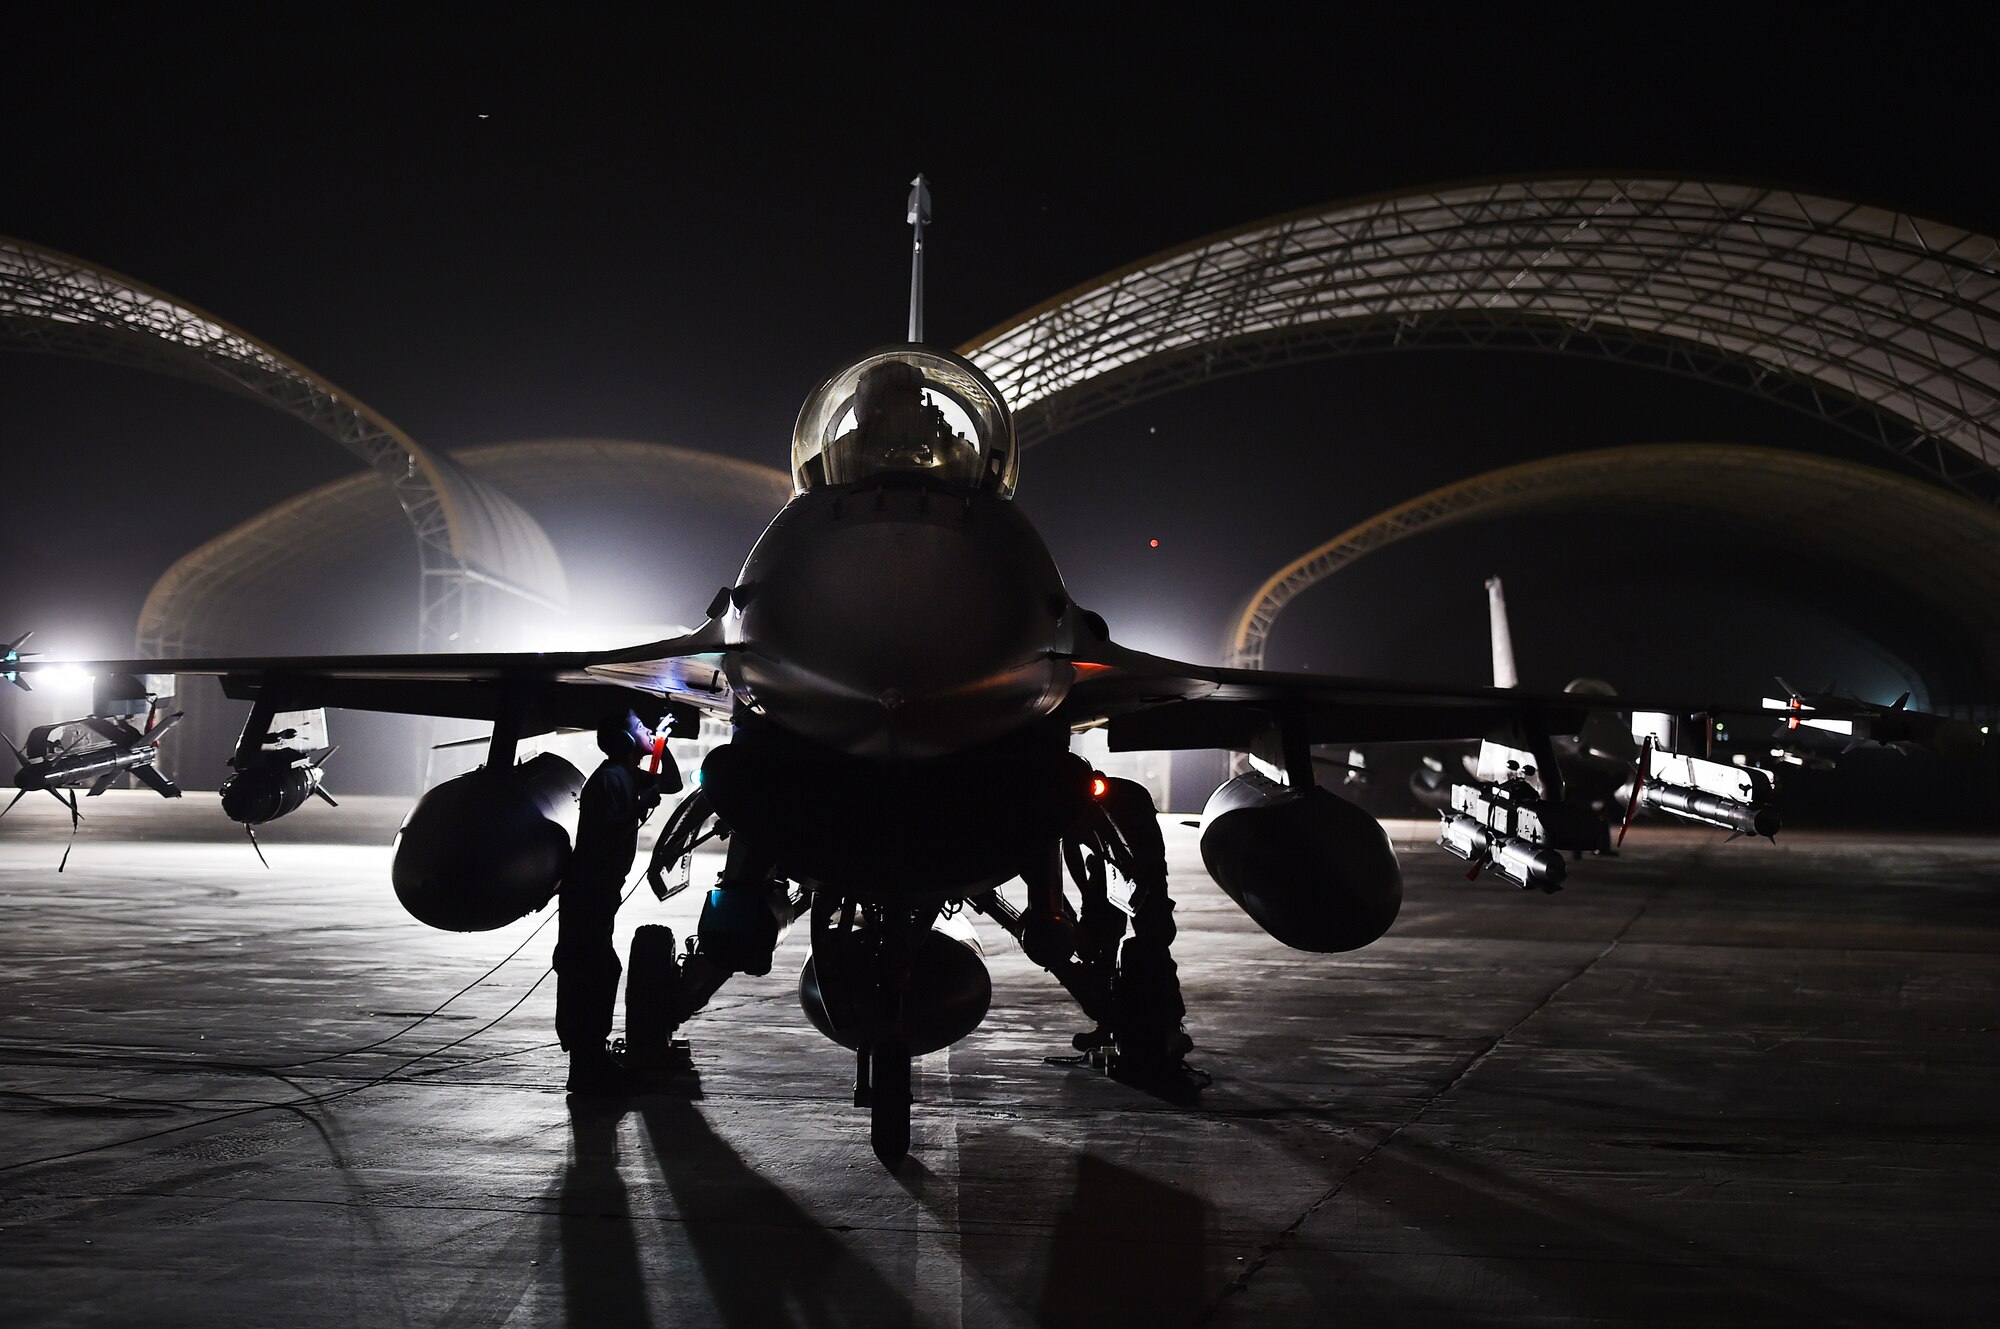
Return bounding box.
[557,710,677,1094]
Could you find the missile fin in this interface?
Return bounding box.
[82,715,142,746]
[131,765,181,799]
[56,789,81,871]
[2,632,36,691]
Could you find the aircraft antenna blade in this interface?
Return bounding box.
[906,172,932,342]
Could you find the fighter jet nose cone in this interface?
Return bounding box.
[731,485,1072,757]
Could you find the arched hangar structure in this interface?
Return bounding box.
[963,178,2000,501]
[0,235,567,653]
[143,439,793,787]
[1225,445,2000,703]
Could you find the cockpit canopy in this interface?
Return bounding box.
[792,346,1019,498]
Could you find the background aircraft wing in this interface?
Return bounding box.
[29,620,737,734]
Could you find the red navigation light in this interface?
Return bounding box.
[1149,538,1159,548]
[1090,775,1109,799]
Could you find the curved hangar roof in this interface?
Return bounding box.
[139,439,793,655]
[1227,444,2000,693]
[0,233,567,631]
[962,179,2000,498]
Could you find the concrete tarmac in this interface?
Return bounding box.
[1,792,1995,1326]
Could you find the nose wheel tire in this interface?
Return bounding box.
[868,1039,912,1168]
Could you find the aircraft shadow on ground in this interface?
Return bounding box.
[1030,1152,1212,1327]
[629,1093,920,1328]
[547,1084,1217,1329]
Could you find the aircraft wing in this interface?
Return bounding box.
[30,619,737,734]
[1058,634,1741,757]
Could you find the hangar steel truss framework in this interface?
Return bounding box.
[0,235,566,656]
[964,178,2000,500]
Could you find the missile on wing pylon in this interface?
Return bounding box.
[1765,681,1983,765]
[1,672,185,834]
[3,711,184,805]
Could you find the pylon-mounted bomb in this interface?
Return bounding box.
[220,706,340,826]
[1433,741,1604,893]
[1635,749,1779,839]
[219,756,335,825]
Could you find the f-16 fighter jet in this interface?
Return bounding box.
[15,182,1919,1167]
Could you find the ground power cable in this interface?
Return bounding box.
[1,873,660,1174]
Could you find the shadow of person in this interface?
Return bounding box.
[1037,1153,1212,1328]
[636,1096,921,1329]
[559,1098,655,1329]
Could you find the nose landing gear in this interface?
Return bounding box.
[809,895,938,1170]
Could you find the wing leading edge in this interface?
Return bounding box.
[28,620,737,737]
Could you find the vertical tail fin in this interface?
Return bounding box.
[1485,576,1518,689]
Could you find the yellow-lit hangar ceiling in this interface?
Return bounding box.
[137,439,791,656]
[0,234,567,648]
[1226,445,2000,698]
[964,178,2000,500]
[139,439,792,786]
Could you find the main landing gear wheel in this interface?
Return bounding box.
[868,1039,912,1168]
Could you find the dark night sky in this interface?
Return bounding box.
[5,5,1999,713]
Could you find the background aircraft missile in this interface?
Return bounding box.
[2,631,36,691]
[1766,680,1984,764]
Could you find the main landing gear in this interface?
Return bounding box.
[969,775,1199,1089]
